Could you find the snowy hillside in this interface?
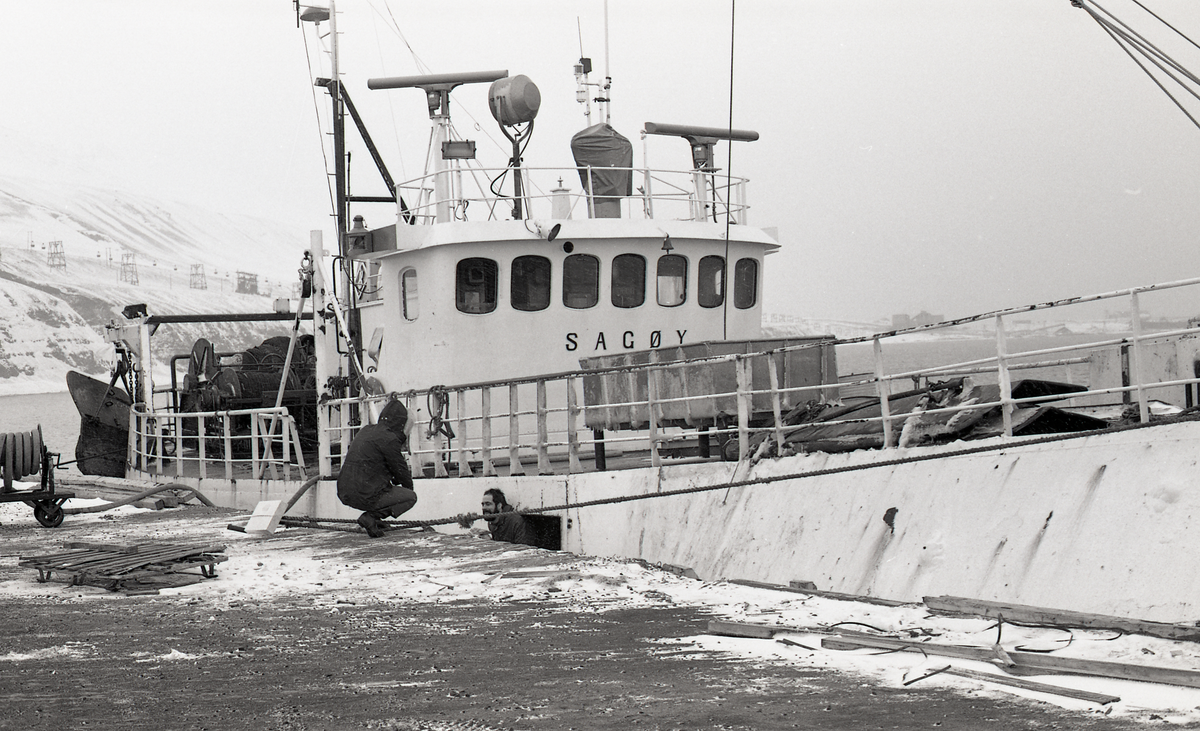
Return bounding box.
[0,171,316,396]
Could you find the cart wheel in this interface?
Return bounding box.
[34,502,64,528]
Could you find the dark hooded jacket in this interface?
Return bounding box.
[336,400,413,511]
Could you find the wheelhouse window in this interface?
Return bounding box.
[511,255,551,311]
[611,253,646,308]
[698,256,725,308]
[563,254,599,309]
[656,254,687,307]
[401,268,418,321]
[357,260,383,303]
[456,257,497,314]
[734,258,758,309]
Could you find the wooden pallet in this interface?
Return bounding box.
[18,542,227,595]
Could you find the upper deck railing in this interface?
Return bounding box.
[393,165,751,225]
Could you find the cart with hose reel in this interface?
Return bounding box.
[0,426,75,527]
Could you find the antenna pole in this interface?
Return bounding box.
[602,0,612,124]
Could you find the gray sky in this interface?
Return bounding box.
[4,1,1200,322]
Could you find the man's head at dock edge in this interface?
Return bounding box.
[482,488,511,516]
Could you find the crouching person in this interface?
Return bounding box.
[337,399,416,538]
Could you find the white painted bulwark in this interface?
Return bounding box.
[399,420,1200,623]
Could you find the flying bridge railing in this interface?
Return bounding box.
[392,165,750,224]
[128,404,307,482]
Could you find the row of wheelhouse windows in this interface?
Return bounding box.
[419,254,758,317]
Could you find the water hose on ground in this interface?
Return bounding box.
[64,483,216,514]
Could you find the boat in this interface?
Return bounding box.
[64,1,1200,624]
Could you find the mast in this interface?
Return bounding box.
[329,0,348,255]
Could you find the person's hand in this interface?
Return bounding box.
[455,513,475,529]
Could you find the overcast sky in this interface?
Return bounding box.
[4,1,1200,322]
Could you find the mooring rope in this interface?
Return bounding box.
[282,414,1194,532]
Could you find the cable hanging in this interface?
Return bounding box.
[1073,0,1200,132]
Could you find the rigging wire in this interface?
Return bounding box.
[1075,0,1200,132]
[1129,0,1200,52]
[721,0,737,341]
[1086,0,1200,85]
[301,25,340,226]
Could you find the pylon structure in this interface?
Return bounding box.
[46,241,66,270]
[190,264,207,290]
[236,271,259,295]
[120,253,139,285]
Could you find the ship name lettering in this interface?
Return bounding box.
[676,329,687,344]
[565,333,578,351]
[650,330,661,348]
[623,331,635,349]
[594,332,607,351]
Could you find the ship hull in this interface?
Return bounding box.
[157,417,1199,624]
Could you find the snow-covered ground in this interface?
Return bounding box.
[3,496,1200,725]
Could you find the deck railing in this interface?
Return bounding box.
[316,277,1200,477]
[129,404,307,482]
[394,165,751,225]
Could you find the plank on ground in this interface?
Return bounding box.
[924,595,1200,643]
[942,666,1121,705]
[823,632,1200,689]
[726,579,912,607]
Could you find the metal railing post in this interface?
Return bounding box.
[508,383,525,476]
[566,376,582,473]
[586,166,596,218]
[222,413,233,481]
[536,379,552,475]
[282,414,293,480]
[174,418,183,478]
[153,418,164,474]
[481,386,496,476]
[456,389,474,477]
[768,354,784,455]
[735,356,751,460]
[1131,290,1150,423]
[198,415,207,480]
[643,165,654,219]
[996,315,1014,438]
[128,409,137,474]
[647,363,662,468]
[431,398,448,478]
[873,337,894,448]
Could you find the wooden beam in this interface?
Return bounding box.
[708,619,783,640]
[823,632,1200,689]
[726,579,912,607]
[941,666,1120,706]
[924,595,1200,643]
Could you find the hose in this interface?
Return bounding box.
[64,483,216,514]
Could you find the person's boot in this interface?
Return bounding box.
[357,512,386,538]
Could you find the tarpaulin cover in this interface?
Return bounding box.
[570,123,633,198]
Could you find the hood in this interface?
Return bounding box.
[377,400,409,436]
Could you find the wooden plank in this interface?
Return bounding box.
[726,578,912,607]
[708,619,780,640]
[823,632,1200,689]
[924,595,1200,642]
[61,542,144,554]
[942,666,1121,705]
[822,635,997,663]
